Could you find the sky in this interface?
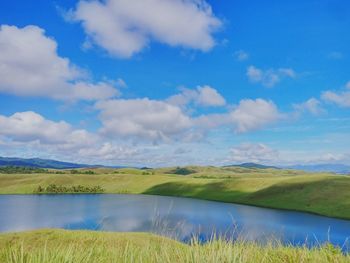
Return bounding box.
[0,0,349,167]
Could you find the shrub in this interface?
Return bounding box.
[69,170,95,175]
[34,184,105,194]
[0,166,48,174]
[169,167,196,175]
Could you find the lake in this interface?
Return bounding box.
[0,194,349,250]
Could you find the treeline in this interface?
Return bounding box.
[0,166,48,174]
[0,166,97,174]
[70,170,95,174]
[34,184,105,194]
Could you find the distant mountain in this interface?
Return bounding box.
[224,162,278,169]
[287,164,350,174]
[0,157,95,169]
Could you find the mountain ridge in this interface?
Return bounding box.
[0,156,92,169]
[0,157,349,174]
[224,162,279,169]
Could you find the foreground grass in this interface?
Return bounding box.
[0,166,349,219]
[0,229,348,263]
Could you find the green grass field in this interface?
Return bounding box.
[0,166,349,219]
[0,229,348,263]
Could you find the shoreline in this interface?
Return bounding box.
[1,171,349,221]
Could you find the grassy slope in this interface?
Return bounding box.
[0,229,348,263]
[0,167,349,219]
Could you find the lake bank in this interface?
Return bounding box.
[0,168,349,219]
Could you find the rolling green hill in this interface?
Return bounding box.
[0,166,349,219]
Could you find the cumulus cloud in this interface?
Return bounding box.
[95,98,192,142]
[71,0,222,58]
[293,98,325,116]
[195,99,281,133]
[228,143,279,164]
[196,86,226,106]
[0,111,97,149]
[247,66,296,87]
[234,50,249,61]
[194,113,230,129]
[0,25,118,101]
[322,82,350,107]
[167,85,226,107]
[229,99,281,133]
[0,99,286,165]
[322,91,350,107]
[96,96,281,142]
[0,111,141,163]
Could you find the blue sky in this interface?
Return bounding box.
[0,0,349,166]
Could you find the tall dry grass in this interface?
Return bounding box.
[1,233,348,263]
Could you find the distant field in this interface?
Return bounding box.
[0,166,349,219]
[0,229,348,263]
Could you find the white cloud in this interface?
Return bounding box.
[228,143,279,164]
[116,78,127,88]
[322,91,350,107]
[1,112,348,167]
[95,96,281,142]
[234,50,249,61]
[72,0,222,58]
[0,101,294,166]
[167,85,226,107]
[95,98,192,142]
[247,66,296,87]
[0,25,118,101]
[293,98,324,116]
[195,99,281,133]
[309,153,349,163]
[194,113,230,129]
[227,144,350,166]
[321,82,350,107]
[247,66,263,82]
[0,111,96,149]
[78,142,139,161]
[0,111,141,163]
[196,86,226,106]
[230,99,281,133]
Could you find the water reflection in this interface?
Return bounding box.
[0,194,349,250]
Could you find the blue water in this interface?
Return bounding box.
[0,194,349,250]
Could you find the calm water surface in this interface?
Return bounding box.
[0,194,349,250]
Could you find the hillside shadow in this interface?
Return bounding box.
[248,176,349,200]
[143,177,350,219]
[143,181,248,202]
